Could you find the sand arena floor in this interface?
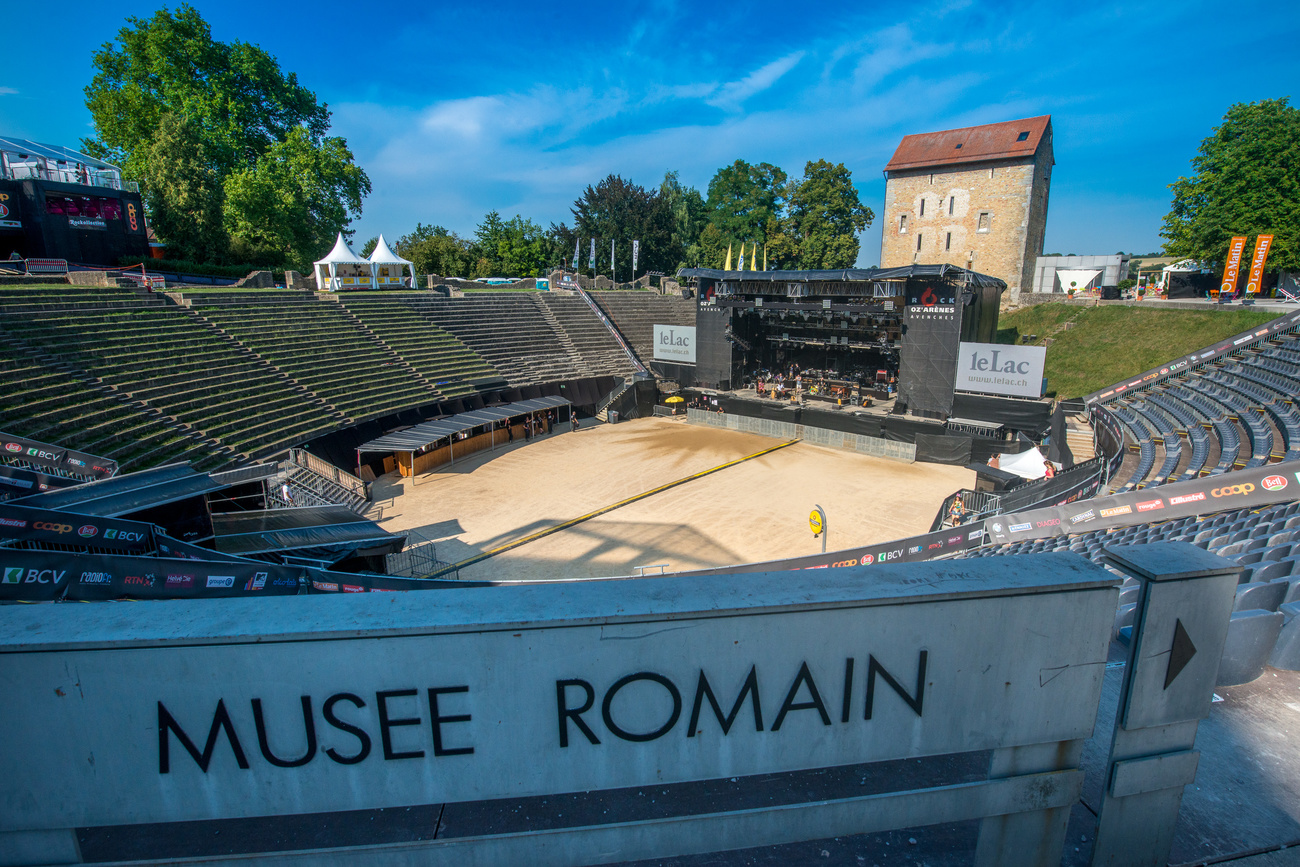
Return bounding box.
[369,417,975,582]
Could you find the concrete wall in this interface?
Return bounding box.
[687,408,917,462]
[881,131,1053,301]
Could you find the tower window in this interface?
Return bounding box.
[1017,131,1030,141]
[948,196,955,215]
[916,233,923,252]
[977,212,991,233]
[919,198,925,216]
[945,232,952,251]
[899,214,908,233]
[954,143,962,149]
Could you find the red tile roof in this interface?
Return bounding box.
[884,115,1052,172]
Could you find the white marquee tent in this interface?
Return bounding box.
[313,233,372,291]
[368,234,416,288]
[1054,269,1102,293]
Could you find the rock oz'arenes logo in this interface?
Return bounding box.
[921,287,937,306]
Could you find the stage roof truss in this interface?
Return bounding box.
[357,396,571,455]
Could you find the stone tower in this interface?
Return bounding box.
[880,116,1053,302]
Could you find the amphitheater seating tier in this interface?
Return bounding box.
[588,291,696,368]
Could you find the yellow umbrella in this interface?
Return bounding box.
[665,396,685,403]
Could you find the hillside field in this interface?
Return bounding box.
[996,303,1283,398]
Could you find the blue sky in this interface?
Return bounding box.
[1,0,1296,266]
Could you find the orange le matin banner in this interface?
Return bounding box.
[1220,236,1248,295]
[1245,235,1275,294]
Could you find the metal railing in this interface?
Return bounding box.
[573,284,647,373]
[288,449,367,499]
[2,162,139,192]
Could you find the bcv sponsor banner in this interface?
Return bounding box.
[0,503,155,554]
[0,432,117,480]
[955,342,1046,399]
[673,523,986,578]
[985,460,1300,545]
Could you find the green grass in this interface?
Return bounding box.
[996,303,1282,398]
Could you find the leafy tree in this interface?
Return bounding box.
[142,112,227,263]
[222,127,369,268]
[782,160,872,269]
[570,175,674,278]
[474,211,551,277]
[1162,97,1300,272]
[659,171,708,269]
[360,236,379,257]
[83,4,367,265]
[704,160,788,253]
[397,223,474,278]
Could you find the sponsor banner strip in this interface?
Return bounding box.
[0,432,117,480]
[0,503,155,553]
[674,523,986,578]
[0,464,82,494]
[985,461,1300,545]
[1084,309,1300,404]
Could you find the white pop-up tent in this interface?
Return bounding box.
[999,446,1051,480]
[313,233,373,291]
[368,234,416,288]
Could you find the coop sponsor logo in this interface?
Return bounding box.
[1136,499,1165,512]
[245,572,268,591]
[1143,372,1160,381]
[1100,505,1133,518]
[32,522,72,534]
[79,571,113,585]
[6,567,67,584]
[1262,475,1288,492]
[206,575,235,589]
[0,517,27,529]
[1009,522,1032,533]
[165,574,195,589]
[1210,483,1255,498]
[1069,509,1096,525]
[1169,492,1207,506]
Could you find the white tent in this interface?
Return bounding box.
[368,234,416,288]
[1055,269,1102,293]
[313,233,372,292]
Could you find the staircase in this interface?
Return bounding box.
[276,450,369,515]
[533,295,582,359]
[596,379,634,422]
[1065,413,1096,461]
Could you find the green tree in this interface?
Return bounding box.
[703,160,788,253]
[782,160,872,269]
[659,171,708,269]
[397,223,474,278]
[569,175,674,278]
[83,4,367,265]
[1162,97,1300,272]
[473,211,551,277]
[141,112,227,263]
[222,126,369,268]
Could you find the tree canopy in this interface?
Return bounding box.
[781,160,873,269]
[565,174,675,277]
[83,5,369,268]
[1162,97,1300,272]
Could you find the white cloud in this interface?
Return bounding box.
[0,87,18,96]
[706,52,805,110]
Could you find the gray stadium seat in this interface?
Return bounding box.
[1234,581,1289,613]
[1216,610,1285,686]
[1261,543,1296,561]
[1268,601,1300,671]
[1249,561,1295,584]
[1237,551,1267,566]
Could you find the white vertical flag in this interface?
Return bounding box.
[610,238,615,271]
[573,236,580,269]
[589,238,596,270]
[632,240,640,274]
[737,244,745,271]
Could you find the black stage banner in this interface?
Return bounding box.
[0,465,81,495]
[1083,308,1300,405]
[673,523,986,578]
[915,433,972,465]
[985,460,1300,545]
[0,432,117,480]
[58,553,307,601]
[155,533,247,562]
[995,456,1106,514]
[0,502,155,554]
[899,281,963,417]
